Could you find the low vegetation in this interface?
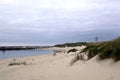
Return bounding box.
[81,37,120,61]
[8,61,27,66]
[67,48,78,53]
[54,42,88,47]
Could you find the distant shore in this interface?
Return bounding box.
[0,46,52,51]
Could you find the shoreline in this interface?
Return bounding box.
[0,46,120,80]
[0,52,52,60]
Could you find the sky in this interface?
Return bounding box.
[0,0,120,46]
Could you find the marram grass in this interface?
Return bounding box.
[82,37,120,61]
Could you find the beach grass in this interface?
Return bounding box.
[81,37,120,61]
[8,61,27,66]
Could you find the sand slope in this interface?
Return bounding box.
[0,48,120,80]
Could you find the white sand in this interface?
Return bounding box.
[0,47,120,80]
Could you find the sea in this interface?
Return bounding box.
[0,49,53,59]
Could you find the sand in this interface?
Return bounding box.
[0,46,120,80]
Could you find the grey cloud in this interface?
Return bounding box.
[0,0,120,45]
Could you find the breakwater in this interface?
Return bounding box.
[0,46,51,51]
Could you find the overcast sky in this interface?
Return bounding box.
[0,0,120,46]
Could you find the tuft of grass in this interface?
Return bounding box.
[8,61,27,66]
[67,48,78,53]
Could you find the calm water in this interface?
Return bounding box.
[0,49,53,59]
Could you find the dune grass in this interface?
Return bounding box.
[81,37,120,61]
[8,61,27,66]
[67,48,78,53]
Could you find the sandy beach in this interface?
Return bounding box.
[0,46,120,80]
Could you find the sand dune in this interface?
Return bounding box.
[0,47,120,80]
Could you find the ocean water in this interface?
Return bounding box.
[0,49,53,59]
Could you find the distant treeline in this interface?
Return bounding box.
[54,42,88,47]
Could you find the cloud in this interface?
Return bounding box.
[0,0,120,45]
[0,0,107,10]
